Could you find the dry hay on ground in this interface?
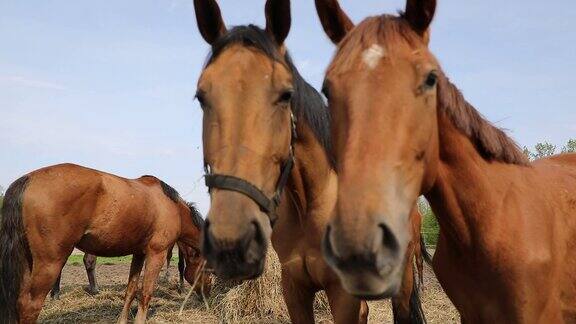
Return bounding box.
[208,248,331,323]
[40,249,458,323]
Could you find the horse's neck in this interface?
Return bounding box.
[288,121,336,227]
[177,203,201,248]
[425,112,521,252]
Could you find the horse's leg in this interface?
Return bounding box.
[83,254,99,295]
[18,261,64,324]
[325,284,368,324]
[281,270,315,324]
[391,264,413,324]
[117,254,144,324]
[50,272,62,300]
[178,248,185,293]
[162,245,173,283]
[134,250,167,324]
[415,237,425,286]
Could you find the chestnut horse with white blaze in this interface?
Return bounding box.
[315,0,576,322]
[193,1,428,323]
[0,163,210,324]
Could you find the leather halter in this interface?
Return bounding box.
[204,112,297,226]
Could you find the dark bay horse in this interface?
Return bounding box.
[50,247,186,300]
[315,0,576,322]
[193,1,427,323]
[0,163,210,324]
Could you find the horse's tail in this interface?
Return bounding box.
[420,235,433,266]
[0,175,31,323]
[408,264,427,324]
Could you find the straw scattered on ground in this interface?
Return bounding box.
[39,249,458,323]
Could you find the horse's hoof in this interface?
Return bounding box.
[51,294,60,300]
[85,287,100,295]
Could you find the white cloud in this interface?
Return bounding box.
[0,75,67,91]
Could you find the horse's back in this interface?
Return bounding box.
[78,173,175,255]
[25,163,106,218]
[21,163,168,256]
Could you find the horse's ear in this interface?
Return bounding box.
[265,0,291,45]
[193,0,227,45]
[314,0,354,44]
[403,0,436,41]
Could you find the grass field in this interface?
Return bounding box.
[66,255,135,266]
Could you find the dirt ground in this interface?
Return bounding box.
[39,262,459,324]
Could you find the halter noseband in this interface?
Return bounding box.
[204,112,297,226]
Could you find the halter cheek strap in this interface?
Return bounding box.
[204,112,297,227]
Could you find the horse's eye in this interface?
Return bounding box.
[424,72,438,89]
[277,89,294,105]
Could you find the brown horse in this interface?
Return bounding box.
[0,163,210,324]
[50,247,186,300]
[315,0,576,322]
[193,1,427,323]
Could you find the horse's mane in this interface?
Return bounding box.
[205,25,333,165]
[437,75,529,165]
[332,15,529,166]
[141,175,204,228]
[157,178,181,203]
[185,201,205,228]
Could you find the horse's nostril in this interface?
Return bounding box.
[322,225,339,262]
[251,221,265,246]
[379,223,399,256]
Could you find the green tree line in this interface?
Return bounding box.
[523,139,576,160]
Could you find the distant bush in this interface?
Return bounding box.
[419,198,439,246]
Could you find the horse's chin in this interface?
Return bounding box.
[336,264,404,300]
[209,257,266,281]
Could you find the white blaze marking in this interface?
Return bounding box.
[362,44,386,69]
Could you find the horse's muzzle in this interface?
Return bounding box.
[201,220,267,280]
[322,223,405,299]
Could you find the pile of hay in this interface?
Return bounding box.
[204,246,330,323]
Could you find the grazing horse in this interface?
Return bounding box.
[193,1,427,323]
[0,163,210,324]
[315,0,576,322]
[50,246,186,300]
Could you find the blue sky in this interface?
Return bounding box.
[1,0,575,214]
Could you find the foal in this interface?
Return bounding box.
[0,163,209,324]
[315,0,576,322]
